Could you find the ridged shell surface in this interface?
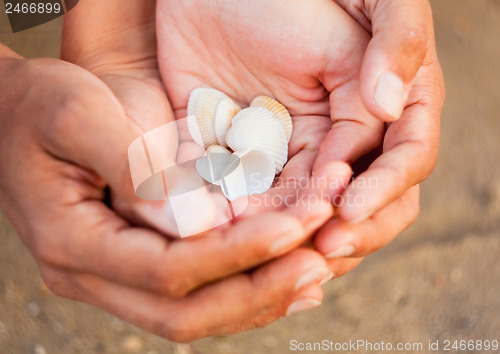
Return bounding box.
[226,107,288,173]
[250,95,293,142]
[186,115,204,147]
[214,98,241,147]
[187,88,228,147]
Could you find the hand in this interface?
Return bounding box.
[155,0,383,215]
[58,0,342,340]
[313,0,445,269]
[0,54,336,342]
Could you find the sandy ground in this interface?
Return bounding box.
[1,0,499,353]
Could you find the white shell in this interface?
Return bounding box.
[214,98,241,147]
[195,145,232,186]
[186,114,204,147]
[187,88,228,147]
[220,149,275,201]
[251,96,293,142]
[226,107,288,173]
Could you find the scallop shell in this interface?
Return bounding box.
[250,95,293,142]
[220,149,275,201]
[186,114,204,147]
[214,97,241,147]
[187,88,228,147]
[195,145,232,186]
[226,107,288,173]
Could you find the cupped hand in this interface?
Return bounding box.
[51,0,347,340]
[155,0,445,280]
[313,0,445,268]
[156,0,384,215]
[0,54,337,341]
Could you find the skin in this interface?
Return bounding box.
[60,0,384,339]
[154,0,437,275]
[0,0,445,343]
[0,47,335,342]
[314,0,445,262]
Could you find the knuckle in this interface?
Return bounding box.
[45,80,112,147]
[33,236,67,267]
[403,26,428,58]
[152,266,192,298]
[241,241,270,267]
[161,278,190,299]
[214,235,269,273]
[158,317,199,343]
[50,90,92,139]
[39,269,73,298]
[248,312,280,330]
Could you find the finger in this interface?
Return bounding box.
[315,186,420,258]
[338,66,443,222]
[240,153,346,234]
[358,0,433,121]
[307,160,352,204]
[213,283,324,335]
[63,249,330,342]
[314,79,385,171]
[241,149,319,218]
[35,70,220,236]
[39,195,332,298]
[325,257,364,279]
[242,113,332,217]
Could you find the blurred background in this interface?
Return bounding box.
[1,0,499,353]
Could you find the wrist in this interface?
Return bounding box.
[61,0,157,73]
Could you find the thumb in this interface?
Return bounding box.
[359,0,431,121]
[39,67,220,237]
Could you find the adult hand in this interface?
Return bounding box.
[155,0,382,216]
[60,0,340,340]
[313,0,445,268]
[0,52,335,342]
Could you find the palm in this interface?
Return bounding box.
[156,0,375,206]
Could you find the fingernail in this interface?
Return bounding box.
[374,72,404,119]
[325,244,355,259]
[269,227,305,255]
[295,266,331,290]
[286,298,322,316]
[319,272,334,286]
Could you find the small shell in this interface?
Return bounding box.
[226,107,288,173]
[214,97,241,147]
[186,114,204,147]
[196,145,232,186]
[250,95,293,142]
[187,88,228,147]
[207,144,232,155]
[220,149,275,201]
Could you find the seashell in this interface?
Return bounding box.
[214,97,241,147]
[220,149,275,201]
[186,114,204,147]
[196,145,232,186]
[226,107,288,173]
[187,88,228,147]
[250,95,293,142]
